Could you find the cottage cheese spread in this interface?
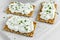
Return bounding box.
[6,16,34,33]
[9,2,33,14]
[40,2,56,20]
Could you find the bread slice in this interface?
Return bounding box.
[37,2,57,24]
[3,16,36,37]
[6,2,35,17]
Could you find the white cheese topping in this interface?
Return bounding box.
[40,2,56,20]
[9,2,33,14]
[6,16,34,33]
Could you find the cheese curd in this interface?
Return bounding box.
[40,2,56,20]
[6,16,34,33]
[9,2,33,14]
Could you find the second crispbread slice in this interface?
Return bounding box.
[3,16,36,37]
[6,2,35,17]
[37,2,57,24]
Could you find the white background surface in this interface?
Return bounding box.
[42,24,60,40]
[0,0,60,40]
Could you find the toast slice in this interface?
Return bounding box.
[4,16,36,37]
[37,2,57,24]
[6,2,35,17]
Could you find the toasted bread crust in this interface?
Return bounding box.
[4,22,36,37]
[6,2,35,17]
[37,2,57,24]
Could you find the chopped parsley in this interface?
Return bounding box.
[17,2,20,5]
[46,10,49,12]
[49,7,51,9]
[24,20,26,22]
[3,17,5,18]
[26,25,29,26]
[23,10,25,12]
[19,23,21,24]
[22,7,23,8]
[21,21,23,23]
[30,6,32,8]
[56,12,59,15]
[45,7,47,8]
[14,37,16,40]
[11,23,14,26]
[12,8,14,9]
[28,8,30,9]
[48,5,49,7]
[49,11,51,13]
[19,20,23,24]
[11,5,13,8]
[15,7,18,10]
[44,16,46,18]
[24,27,28,31]
[15,2,17,3]
[46,10,51,13]
[46,13,48,14]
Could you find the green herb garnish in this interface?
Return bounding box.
[49,7,51,9]
[46,10,49,12]
[30,6,32,8]
[26,25,29,26]
[49,11,51,13]
[28,8,30,9]
[15,7,18,10]
[22,7,23,8]
[44,16,46,18]
[14,37,16,40]
[46,10,51,13]
[15,2,17,3]
[24,27,28,31]
[24,20,26,22]
[3,17,5,18]
[11,5,13,8]
[12,8,14,9]
[19,23,21,24]
[46,13,48,14]
[45,7,47,8]
[23,10,25,12]
[11,23,14,26]
[21,21,23,23]
[48,5,49,7]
